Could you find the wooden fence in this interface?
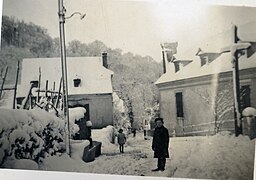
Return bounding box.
[175,119,235,136]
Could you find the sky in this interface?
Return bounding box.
[2,0,256,62]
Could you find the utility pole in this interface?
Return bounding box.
[232,25,242,136]
[221,25,251,136]
[58,0,71,156]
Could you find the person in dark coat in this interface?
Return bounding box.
[117,129,126,153]
[152,117,169,171]
[132,128,136,137]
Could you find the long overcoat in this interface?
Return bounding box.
[117,132,126,145]
[152,125,169,158]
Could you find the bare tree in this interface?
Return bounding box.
[192,81,234,133]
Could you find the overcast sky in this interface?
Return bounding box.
[2,0,256,62]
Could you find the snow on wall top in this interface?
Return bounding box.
[69,107,87,123]
[17,57,114,97]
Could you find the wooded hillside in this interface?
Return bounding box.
[0,16,162,129]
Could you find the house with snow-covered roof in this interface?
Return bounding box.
[17,53,114,129]
[155,25,256,137]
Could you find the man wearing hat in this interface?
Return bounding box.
[152,117,169,171]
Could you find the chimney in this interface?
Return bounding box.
[162,50,166,73]
[102,52,108,68]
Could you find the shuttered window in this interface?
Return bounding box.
[240,85,251,111]
[175,92,184,117]
[174,62,180,72]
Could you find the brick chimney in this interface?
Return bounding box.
[102,52,108,68]
[162,50,166,73]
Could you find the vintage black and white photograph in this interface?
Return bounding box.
[0,0,256,180]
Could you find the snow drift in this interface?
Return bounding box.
[171,132,255,180]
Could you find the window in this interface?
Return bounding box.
[201,56,208,66]
[240,85,251,111]
[175,92,184,117]
[174,62,180,72]
[73,78,81,87]
[30,80,39,88]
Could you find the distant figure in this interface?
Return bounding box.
[144,129,147,139]
[152,118,169,172]
[144,120,151,140]
[85,120,93,148]
[117,129,126,153]
[132,128,136,137]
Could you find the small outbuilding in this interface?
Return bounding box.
[17,53,114,129]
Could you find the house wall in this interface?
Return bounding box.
[68,93,113,129]
[157,67,256,136]
[159,89,176,134]
[159,80,220,136]
[186,84,212,125]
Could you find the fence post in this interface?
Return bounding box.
[0,66,8,100]
[13,61,20,109]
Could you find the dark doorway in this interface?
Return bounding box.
[69,104,90,140]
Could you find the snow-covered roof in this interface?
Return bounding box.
[174,21,256,61]
[17,57,114,97]
[156,22,256,85]
[155,50,256,85]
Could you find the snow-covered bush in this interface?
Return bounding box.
[0,108,79,166]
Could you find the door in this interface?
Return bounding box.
[69,103,90,140]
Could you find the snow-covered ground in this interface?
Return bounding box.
[0,108,254,180]
[37,131,254,180]
[170,133,254,180]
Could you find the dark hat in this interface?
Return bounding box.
[155,117,164,122]
[118,129,123,133]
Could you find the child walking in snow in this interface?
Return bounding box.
[117,129,126,153]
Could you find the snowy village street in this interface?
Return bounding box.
[38,130,255,180]
[1,1,256,180]
[0,108,254,179]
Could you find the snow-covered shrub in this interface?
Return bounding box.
[0,108,78,166]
